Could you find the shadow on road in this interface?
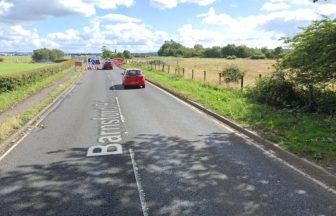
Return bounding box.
[129,132,336,216]
[110,84,144,91]
[0,133,335,215]
[0,146,142,216]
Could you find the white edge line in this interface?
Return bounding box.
[115,97,125,123]
[129,148,149,216]
[147,81,336,195]
[0,84,77,162]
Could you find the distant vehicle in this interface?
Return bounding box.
[122,69,145,89]
[103,61,113,70]
[114,58,124,66]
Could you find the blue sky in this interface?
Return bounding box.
[0,0,335,53]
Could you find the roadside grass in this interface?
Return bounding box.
[0,67,73,112]
[0,63,52,75]
[0,68,83,141]
[133,57,276,88]
[133,65,336,161]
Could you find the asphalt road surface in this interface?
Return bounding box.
[0,67,335,216]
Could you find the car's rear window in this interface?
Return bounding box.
[126,70,142,76]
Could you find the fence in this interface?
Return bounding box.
[125,60,264,90]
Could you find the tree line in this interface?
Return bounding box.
[101,46,133,59]
[158,40,284,59]
[32,48,65,62]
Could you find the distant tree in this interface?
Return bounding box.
[222,44,237,57]
[203,46,222,58]
[32,48,64,62]
[116,52,124,59]
[158,40,185,57]
[272,46,284,59]
[102,46,115,59]
[123,50,133,59]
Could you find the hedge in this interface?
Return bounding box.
[0,60,74,93]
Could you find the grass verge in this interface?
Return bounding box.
[0,69,84,141]
[0,67,73,112]
[133,65,336,161]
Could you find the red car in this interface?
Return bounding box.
[103,61,113,70]
[122,69,145,89]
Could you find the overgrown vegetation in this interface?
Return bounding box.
[32,48,65,62]
[249,18,336,115]
[221,65,245,83]
[158,40,284,59]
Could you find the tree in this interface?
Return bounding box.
[32,48,64,62]
[102,47,115,59]
[158,40,185,57]
[123,50,133,59]
[280,18,336,108]
[203,46,222,58]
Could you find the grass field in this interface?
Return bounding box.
[130,64,336,167]
[133,57,277,88]
[0,56,32,63]
[0,63,52,76]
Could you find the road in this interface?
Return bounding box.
[0,67,335,216]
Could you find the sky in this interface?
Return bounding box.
[0,0,336,53]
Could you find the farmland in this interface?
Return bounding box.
[133,57,277,88]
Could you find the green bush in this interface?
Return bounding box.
[221,65,245,83]
[226,55,236,60]
[250,54,266,59]
[0,60,73,93]
[247,73,303,107]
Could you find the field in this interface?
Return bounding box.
[0,56,32,63]
[0,63,52,76]
[133,57,277,88]
[0,56,53,76]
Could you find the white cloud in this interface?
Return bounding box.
[176,24,223,47]
[150,0,215,9]
[0,16,168,53]
[0,0,13,15]
[176,24,285,49]
[261,2,291,11]
[0,0,135,23]
[97,13,141,23]
[0,24,59,51]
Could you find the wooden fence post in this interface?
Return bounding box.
[162,64,165,72]
[241,76,244,90]
[175,68,177,75]
[204,71,206,81]
[192,69,194,80]
[168,65,170,73]
[219,73,222,85]
[182,68,185,77]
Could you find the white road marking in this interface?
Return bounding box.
[147,81,336,195]
[115,97,125,123]
[0,84,77,162]
[129,148,149,216]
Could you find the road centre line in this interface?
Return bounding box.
[129,148,149,216]
[115,97,125,123]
